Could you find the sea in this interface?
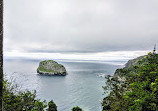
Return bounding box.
[4,59,125,111]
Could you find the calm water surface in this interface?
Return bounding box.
[4,59,124,111]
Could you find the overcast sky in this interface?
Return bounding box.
[3,0,158,60]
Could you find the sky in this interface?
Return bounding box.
[3,0,158,61]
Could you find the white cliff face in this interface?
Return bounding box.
[37,60,67,76]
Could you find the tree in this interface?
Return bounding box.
[0,0,3,110]
[3,79,47,111]
[72,106,82,111]
[47,100,57,111]
[102,52,158,111]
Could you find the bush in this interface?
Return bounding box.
[47,100,57,111]
[72,106,83,111]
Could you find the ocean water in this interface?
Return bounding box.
[4,59,124,111]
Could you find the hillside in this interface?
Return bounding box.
[102,52,158,111]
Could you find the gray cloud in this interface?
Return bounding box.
[4,0,158,53]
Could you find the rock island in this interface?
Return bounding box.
[37,60,67,76]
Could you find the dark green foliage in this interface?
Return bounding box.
[102,52,158,111]
[47,100,57,111]
[3,78,58,111]
[72,106,83,111]
[2,79,57,111]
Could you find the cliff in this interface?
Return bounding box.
[37,60,67,76]
[124,55,145,69]
[114,55,146,78]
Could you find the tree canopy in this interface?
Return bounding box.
[72,106,83,111]
[3,79,57,111]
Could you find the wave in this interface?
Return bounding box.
[96,73,112,78]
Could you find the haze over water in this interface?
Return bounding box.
[4,59,124,111]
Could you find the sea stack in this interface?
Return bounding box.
[37,60,67,76]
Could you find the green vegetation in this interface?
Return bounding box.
[3,79,57,111]
[47,100,57,111]
[72,106,83,111]
[37,66,59,73]
[37,60,60,73]
[102,52,158,111]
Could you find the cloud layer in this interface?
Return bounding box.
[4,0,158,53]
